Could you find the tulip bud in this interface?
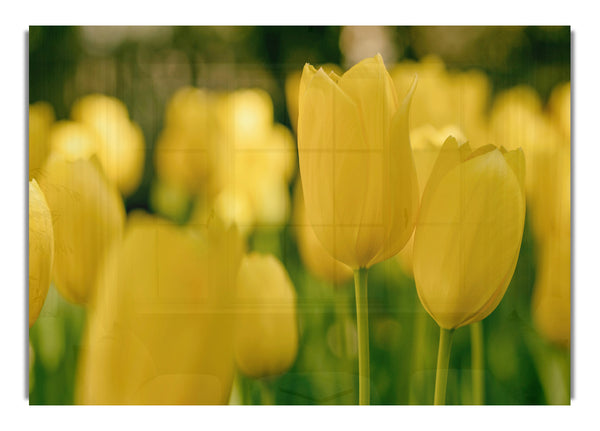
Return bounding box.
[298,53,420,269]
[234,253,298,378]
[77,214,245,404]
[37,154,125,304]
[413,137,526,329]
[29,179,54,327]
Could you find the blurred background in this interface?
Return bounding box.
[28,26,571,405]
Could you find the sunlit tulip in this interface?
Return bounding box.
[76,214,244,404]
[29,102,55,180]
[292,180,353,284]
[547,82,571,142]
[298,53,419,269]
[413,137,526,330]
[37,154,125,304]
[71,94,145,197]
[234,253,298,378]
[29,179,54,327]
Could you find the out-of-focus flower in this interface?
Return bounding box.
[285,63,342,134]
[49,121,100,161]
[29,179,54,327]
[529,81,571,348]
[547,82,571,142]
[234,252,298,378]
[298,53,419,269]
[489,85,562,197]
[156,87,296,234]
[531,229,570,348]
[37,154,125,304]
[29,102,55,180]
[390,56,490,145]
[413,137,526,329]
[213,89,296,233]
[155,87,219,197]
[292,180,353,284]
[76,214,244,404]
[396,125,467,276]
[71,94,145,197]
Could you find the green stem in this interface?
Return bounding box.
[470,321,484,405]
[434,327,455,405]
[353,267,370,405]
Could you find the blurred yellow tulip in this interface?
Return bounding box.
[547,82,571,142]
[29,179,54,327]
[532,230,570,348]
[29,102,55,180]
[76,214,244,404]
[413,137,526,329]
[234,253,298,378]
[49,120,100,161]
[71,94,146,197]
[298,53,420,269]
[37,154,125,304]
[292,180,353,284]
[155,87,219,197]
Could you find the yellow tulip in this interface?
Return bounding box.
[29,179,54,327]
[71,94,145,197]
[286,63,343,134]
[49,121,100,161]
[532,230,570,348]
[298,53,420,269]
[547,82,571,143]
[29,102,55,180]
[396,125,467,276]
[37,154,125,304]
[234,253,298,378]
[292,179,353,284]
[76,214,244,404]
[413,137,526,329]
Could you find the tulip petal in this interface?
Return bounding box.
[338,53,398,151]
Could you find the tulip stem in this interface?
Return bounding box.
[470,321,484,404]
[353,267,370,405]
[434,327,455,405]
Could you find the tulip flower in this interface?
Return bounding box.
[412,136,526,404]
[37,154,125,304]
[76,214,244,404]
[29,179,54,327]
[293,180,353,285]
[234,253,298,379]
[298,53,419,404]
[71,94,146,197]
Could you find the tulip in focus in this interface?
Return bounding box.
[234,253,298,378]
[77,214,244,404]
[413,137,526,330]
[298,53,419,269]
[292,179,353,284]
[37,154,125,304]
[29,179,54,327]
[396,125,467,276]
